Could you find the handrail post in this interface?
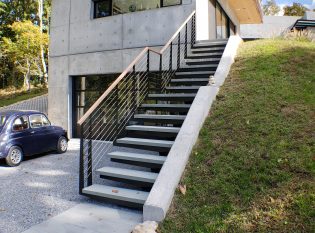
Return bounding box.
[87,119,92,186]
[177,32,181,69]
[114,86,119,139]
[132,65,137,109]
[79,123,84,194]
[169,42,173,71]
[185,24,188,58]
[146,51,150,94]
[193,14,196,46]
[159,55,162,92]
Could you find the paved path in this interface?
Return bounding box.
[22,203,142,233]
[0,95,48,114]
[0,139,143,233]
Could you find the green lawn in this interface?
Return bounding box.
[160,39,315,233]
[0,87,47,108]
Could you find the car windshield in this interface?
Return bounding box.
[0,115,6,127]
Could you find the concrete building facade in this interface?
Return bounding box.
[49,0,262,137]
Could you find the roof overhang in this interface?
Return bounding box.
[228,0,263,24]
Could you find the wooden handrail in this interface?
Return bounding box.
[78,11,196,126]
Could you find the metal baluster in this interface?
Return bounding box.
[177,32,181,69]
[185,24,188,58]
[79,123,84,194]
[87,118,92,186]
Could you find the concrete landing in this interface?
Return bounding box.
[22,203,142,233]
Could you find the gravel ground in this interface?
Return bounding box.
[0,139,146,233]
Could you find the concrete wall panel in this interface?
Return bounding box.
[51,0,71,27]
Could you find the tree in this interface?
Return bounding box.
[2,21,49,91]
[263,0,281,16]
[283,3,309,16]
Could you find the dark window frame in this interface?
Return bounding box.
[214,0,236,39]
[93,0,182,19]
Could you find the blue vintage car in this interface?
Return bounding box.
[0,110,68,166]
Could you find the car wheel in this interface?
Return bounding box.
[57,136,68,154]
[6,146,23,167]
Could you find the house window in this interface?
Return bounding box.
[162,0,181,7]
[93,0,181,18]
[215,1,235,39]
[94,0,112,18]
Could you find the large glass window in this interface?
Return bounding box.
[72,75,117,137]
[215,2,236,39]
[94,0,181,18]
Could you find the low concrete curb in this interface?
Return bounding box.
[214,35,243,87]
[143,35,243,222]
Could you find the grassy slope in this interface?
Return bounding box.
[161,39,315,233]
[0,87,47,108]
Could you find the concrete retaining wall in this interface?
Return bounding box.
[240,16,300,39]
[143,35,243,222]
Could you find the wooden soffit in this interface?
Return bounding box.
[228,0,263,24]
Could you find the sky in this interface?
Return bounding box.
[262,0,315,15]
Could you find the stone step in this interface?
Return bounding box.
[82,184,149,208]
[115,137,174,153]
[147,93,196,101]
[187,52,223,59]
[109,151,166,168]
[133,114,186,124]
[170,78,209,86]
[97,166,158,187]
[175,71,214,78]
[185,57,221,65]
[140,104,191,113]
[191,47,225,54]
[126,125,180,134]
[166,86,200,93]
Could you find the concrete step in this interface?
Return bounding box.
[187,52,223,59]
[191,47,225,54]
[193,40,228,48]
[133,114,186,124]
[185,57,221,65]
[115,137,174,152]
[82,184,149,208]
[175,71,214,78]
[126,125,180,133]
[178,64,218,72]
[147,93,196,101]
[109,151,166,168]
[140,104,191,113]
[166,86,200,93]
[170,78,209,86]
[126,125,180,140]
[97,166,158,187]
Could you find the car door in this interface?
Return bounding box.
[10,115,34,156]
[29,114,56,152]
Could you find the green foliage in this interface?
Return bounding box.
[0,0,51,90]
[263,0,280,16]
[284,3,309,16]
[160,39,315,233]
[2,21,49,90]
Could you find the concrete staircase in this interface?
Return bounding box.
[82,39,228,208]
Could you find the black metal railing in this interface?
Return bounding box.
[78,11,196,193]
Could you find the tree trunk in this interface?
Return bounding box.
[24,59,31,92]
[38,0,48,85]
